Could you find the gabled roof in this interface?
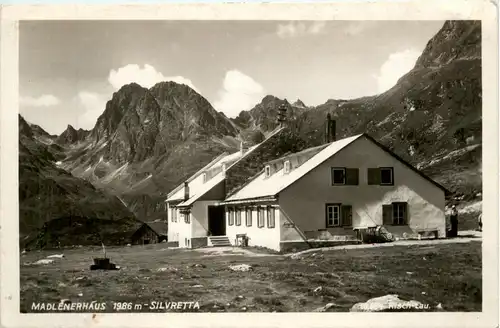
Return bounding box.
[166,152,228,199]
[224,134,362,202]
[144,221,168,236]
[176,173,225,207]
[362,134,449,194]
[222,133,449,204]
[165,127,285,204]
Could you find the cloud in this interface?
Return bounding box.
[276,21,326,38]
[108,64,198,91]
[375,49,421,93]
[20,94,61,107]
[344,22,372,36]
[213,70,265,118]
[76,91,108,129]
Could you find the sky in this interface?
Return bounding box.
[19,20,444,135]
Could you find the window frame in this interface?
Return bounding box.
[341,205,353,227]
[227,207,234,226]
[235,208,242,226]
[245,207,252,227]
[331,167,346,185]
[380,167,394,185]
[325,203,342,227]
[184,212,191,224]
[392,202,407,225]
[267,206,275,228]
[257,206,265,228]
[265,165,271,178]
[284,160,291,174]
[171,208,176,223]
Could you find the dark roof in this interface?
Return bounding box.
[363,134,450,195]
[145,221,168,236]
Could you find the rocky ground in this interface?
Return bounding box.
[21,238,481,313]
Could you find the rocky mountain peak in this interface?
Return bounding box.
[414,20,481,69]
[292,99,307,108]
[55,124,89,145]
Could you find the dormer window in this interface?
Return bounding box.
[265,165,271,178]
[284,160,291,174]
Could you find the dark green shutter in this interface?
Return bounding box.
[341,205,352,226]
[382,205,392,225]
[346,168,359,185]
[368,168,381,185]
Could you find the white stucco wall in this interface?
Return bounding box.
[225,205,281,251]
[279,136,446,239]
[166,204,192,247]
[191,201,218,238]
[168,172,206,201]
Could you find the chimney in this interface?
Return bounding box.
[240,141,247,155]
[325,113,336,143]
[325,113,332,143]
[184,181,189,201]
[330,119,336,142]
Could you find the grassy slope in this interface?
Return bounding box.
[21,241,481,312]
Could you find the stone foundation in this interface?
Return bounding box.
[280,240,361,253]
[165,241,179,248]
[191,237,208,249]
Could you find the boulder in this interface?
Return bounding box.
[229,264,252,272]
[350,295,424,312]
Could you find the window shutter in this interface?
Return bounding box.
[402,203,408,224]
[382,205,392,225]
[346,168,359,185]
[368,168,380,185]
[341,205,352,226]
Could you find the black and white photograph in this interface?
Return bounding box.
[0,2,498,327]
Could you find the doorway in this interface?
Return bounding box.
[208,205,226,236]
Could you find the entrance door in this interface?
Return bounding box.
[208,205,226,236]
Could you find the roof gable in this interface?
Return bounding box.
[223,133,449,203]
[362,134,449,194]
[144,221,168,236]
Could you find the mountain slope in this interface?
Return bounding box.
[269,20,481,197]
[59,81,239,221]
[19,115,140,249]
[232,95,308,133]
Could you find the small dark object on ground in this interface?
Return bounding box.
[90,257,119,270]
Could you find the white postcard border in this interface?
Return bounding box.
[1,2,498,328]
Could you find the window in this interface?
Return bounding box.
[392,202,407,225]
[246,207,252,226]
[341,205,353,227]
[184,212,190,224]
[332,168,359,185]
[284,161,291,174]
[331,168,346,185]
[383,202,408,225]
[326,204,341,227]
[236,209,242,226]
[265,165,271,178]
[171,208,176,222]
[267,206,275,228]
[257,206,265,228]
[380,167,394,185]
[368,167,394,185]
[228,208,234,226]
